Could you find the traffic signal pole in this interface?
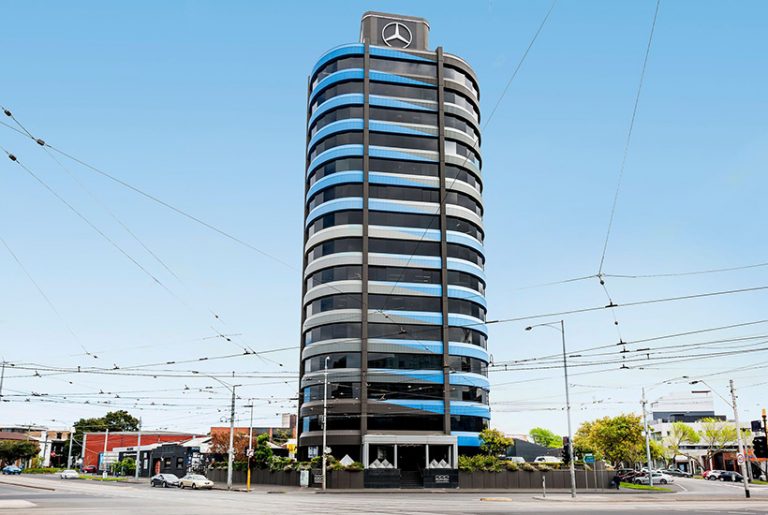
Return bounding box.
[729,379,750,499]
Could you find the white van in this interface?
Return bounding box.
[533,456,562,464]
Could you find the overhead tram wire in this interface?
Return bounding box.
[597,0,661,275]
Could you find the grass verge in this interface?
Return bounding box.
[79,476,130,482]
[619,481,672,492]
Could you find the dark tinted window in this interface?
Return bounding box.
[445,115,480,143]
[448,298,486,320]
[451,415,488,432]
[369,107,438,126]
[368,415,443,431]
[305,382,360,401]
[448,327,486,348]
[307,237,363,262]
[445,140,481,167]
[369,211,438,230]
[369,157,438,176]
[368,323,442,341]
[369,184,439,203]
[310,81,363,112]
[309,132,363,162]
[368,294,441,313]
[312,57,364,88]
[306,414,360,431]
[370,58,436,77]
[369,82,437,101]
[369,132,438,152]
[368,352,442,370]
[306,293,362,317]
[311,106,364,136]
[306,265,363,289]
[308,210,364,237]
[368,382,444,400]
[447,270,486,294]
[308,184,363,211]
[446,216,484,242]
[447,355,488,375]
[446,164,482,192]
[304,322,361,345]
[368,266,440,284]
[304,352,361,372]
[308,158,363,187]
[444,91,479,119]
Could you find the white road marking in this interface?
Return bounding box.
[0,500,36,508]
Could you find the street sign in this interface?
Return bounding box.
[737,453,745,465]
[584,453,595,464]
[246,449,254,458]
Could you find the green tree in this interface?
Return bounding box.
[479,428,512,456]
[699,418,737,469]
[67,410,140,460]
[529,427,562,448]
[663,421,700,468]
[252,433,274,469]
[573,414,646,467]
[0,440,40,465]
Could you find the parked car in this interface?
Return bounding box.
[718,471,745,482]
[533,456,562,464]
[706,470,726,480]
[663,468,692,477]
[150,473,180,488]
[178,474,213,490]
[2,465,22,475]
[81,465,97,474]
[633,472,675,485]
[60,469,79,479]
[500,456,526,464]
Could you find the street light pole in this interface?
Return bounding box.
[526,320,576,497]
[322,356,330,491]
[227,384,237,491]
[641,388,653,486]
[134,418,142,480]
[247,402,254,492]
[67,427,74,469]
[729,379,751,499]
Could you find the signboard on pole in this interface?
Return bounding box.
[737,453,745,465]
[584,453,595,464]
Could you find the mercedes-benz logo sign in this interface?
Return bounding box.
[381,22,413,49]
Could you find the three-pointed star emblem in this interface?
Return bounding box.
[381,22,413,48]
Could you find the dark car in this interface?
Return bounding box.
[81,465,97,474]
[150,473,181,488]
[718,471,745,482]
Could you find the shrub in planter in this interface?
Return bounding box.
[536,464,551,472]
[458,455,503,472]
[504,461,519,472]
[268,456,294,472]
[520,463,536,472]
[345,461,363,471]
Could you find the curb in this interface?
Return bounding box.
[0,480,56,491]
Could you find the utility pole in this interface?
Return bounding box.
[559,321,576,498]
[102,428,109,475]
[227,384,237,491]
[763,408,767,481]
[0,361,5,403]
[134,418,142,480]
[67,427,74,469]
[322,356,330,491]
[729,379,750,498]
[247,402,254,492]
[641,388,653,486]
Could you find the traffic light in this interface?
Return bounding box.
[754,436,767,459]
[561,436,571,464]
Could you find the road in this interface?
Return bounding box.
[2,475,768,514]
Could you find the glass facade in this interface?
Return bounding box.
[299,17,488,461]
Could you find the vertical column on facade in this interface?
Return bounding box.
[298,75,312,445]
[436,47,451,435]
[360,41,371,437]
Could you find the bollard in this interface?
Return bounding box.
[542,475,546,498]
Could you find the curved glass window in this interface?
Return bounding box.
[444,91,480,120]
[306,265,363,290]
[369,211,439,231]
[368,294,440,313]
[445,140,481,167]
[307,184,363,211]
[306,414,361,431]
[312,57,364,88]
[451,385,489,404]
[369,82,437,101]
[369,107,437,127]
[446,165,482,193]
[369,184,438,203]
[447,270,486,295]
[444,66,479,98]
[447,242,485,266]
[368,352,442,370]
[368,382,444,400]
[368,415,442,431]
[368,323,442,341]
[448,327,486,348]
[369,58,436,78]
[369,157,438,177]
[310,81,363,112]
[448,355,487,375]
[306,293,362,317]
[307,237,363,262]
[445,190,483,216]
[309,132,363,162]
[447,298,486,321]
[369,132,438,152]
[446,216,484,242]
[310,106,364,137]
[307,210,363,237]
[304,352,361,372]
[369,266,440,284]
[445,115,480,145]
[304,322,361,345]
[451,415,488,433]
[308,158,363,187]
[305,382,360,401]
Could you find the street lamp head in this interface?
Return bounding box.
[524,326,533,331]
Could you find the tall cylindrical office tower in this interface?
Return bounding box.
[299,12,488,484]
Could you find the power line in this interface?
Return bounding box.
[597,0,661,274]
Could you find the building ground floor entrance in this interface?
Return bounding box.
[362,434,459,489]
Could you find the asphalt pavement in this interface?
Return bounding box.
[2,475,768,514]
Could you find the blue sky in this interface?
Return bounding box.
[1,0,767,436]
